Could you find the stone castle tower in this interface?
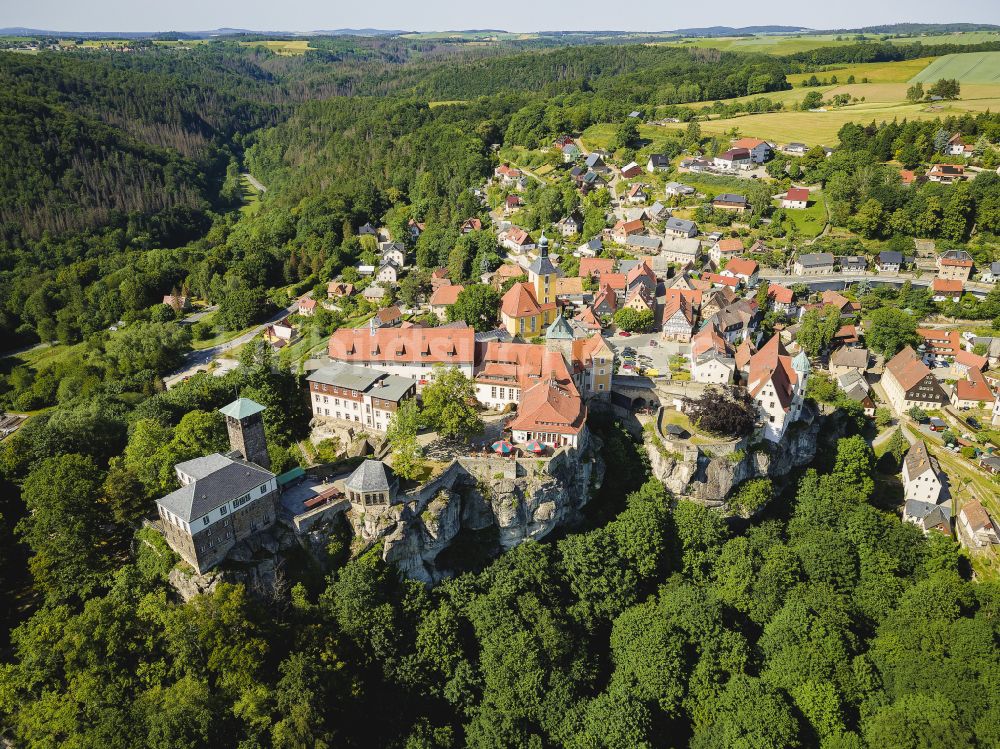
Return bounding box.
[219,397,270,470]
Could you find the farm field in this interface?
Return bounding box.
[786,57,938,85]
[658,94,1000,146]
[658,31,1000,56]
[238,40,313,55]
[909,51,1000,83]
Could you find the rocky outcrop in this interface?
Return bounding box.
[646,403,822,506]
[371,437,604,584]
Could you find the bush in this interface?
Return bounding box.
[684,386,757,439]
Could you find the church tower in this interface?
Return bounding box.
[219,397,270,470]
[527,234,557,305]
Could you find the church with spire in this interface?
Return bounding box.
[499,233,559,338]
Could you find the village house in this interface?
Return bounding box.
[626,183,649,203]
[958,500,1000,548]
[702,272,742,291]
[362,285,387,303]
[837,370,876,416]
[980,262,1000,284]
[489,263,525,291]
[163,294,191,311]
[504,194,523,216]
[700,286,739,321]
[499,235,559,337]
[585,153,608,172]
[371,306,402,329]
[713,148,752,171]
[664,181,696,198]
[710,237,744,266]
[829,346,869,378]
[708,299,759,344]
[766,283,796,315]
[899,169,926,187]
[793,252,835,276]
[902,440,944,503]
[155,399,277,574]
[541,318,615,398]
[611,218,645,244]
[430,267,452,290]
[712,193,749,212]
[660,288,699,342]
[327,281,355,299]
[358,222,377,236]
[881,346,949,414]
[781,142,809,156]
[307,363,417,432]
[562,143,580,162]
[877,250,903,273]
[591,284,618,317]
[689,323,736,384]
[946,133,975,158]
[620,161,642,178]
[376,259,401,285]
[951,368,994,409]
[556,214,582,237]
[932,278,964,302]
[502,227,535,253]
[495,163,523,185]
[297,296,317,316]
[937,250,974,281]
[647,154,671,172]
[680,157,713,172]
[722,258,759,287]
[263,317,296,349]
[428,285,464,321]
[664,217,699,238]
[927,164,965,184]
[780,187,810,209]
[952,348,988,380]
[460,217,482,234]
[839,255,867,273]
[731,137,773,163]
[626,235,662,254]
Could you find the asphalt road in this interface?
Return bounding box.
[164,303,297,387]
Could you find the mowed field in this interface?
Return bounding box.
[909,51,1000,83]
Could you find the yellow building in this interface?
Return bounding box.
[500,235,558,337]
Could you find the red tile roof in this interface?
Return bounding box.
[955,369,993,403]
[747,335,797,411]
[784,187,810,203]
[955,348,987,371]
[725,258,758,277]
[702,272,741,288]
[579,257,615,278]
[715,238,744,254]
[932,278,964,294]
[328,326,475,365]
[501,282,551,318]
[768,283,794,305]
[429,285,464,306]
[885,346,934,391]
[731,137,768,150]
[509,379,586,436]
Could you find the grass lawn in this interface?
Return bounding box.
[580,123,618,152]
[190,315,249,351]
[239,174,262,217]
[780,192,827,238]
[13,342,84,370]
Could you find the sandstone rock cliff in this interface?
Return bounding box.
[646,403,822,507]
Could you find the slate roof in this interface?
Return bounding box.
[879,250,903,265]
[307,363,384,391]
[797,252,835,268]
[159,454,274,522]
[905,441,940,481]
[830,347,869,369]
[219,398,265,420]
[665,217,697,234]
[345,460,395,493]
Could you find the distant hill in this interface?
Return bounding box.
[815,23,1000,34]
[670,26,811,37]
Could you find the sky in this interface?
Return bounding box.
[3,0,999,33]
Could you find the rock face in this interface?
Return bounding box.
[646,403,822,506]
[367,436,605,584]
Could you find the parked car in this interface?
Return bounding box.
[648,340,658,347]
[619,331,631,337]
[968,417,981,429]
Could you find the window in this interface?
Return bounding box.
[260,485,268,495]
[220,505,227,516]
[203,517,210,526]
